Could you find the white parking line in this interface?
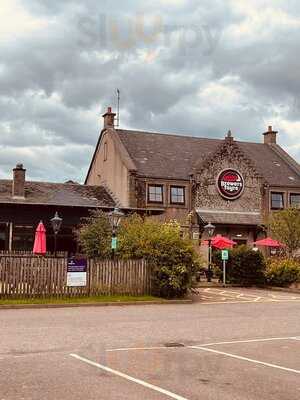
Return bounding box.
[190,346,300,375]
[106,346,168,353]
[191,336,296,347]
[106,336,298,353]
[70,353,190,400]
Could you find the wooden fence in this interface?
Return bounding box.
[0,257,151,298]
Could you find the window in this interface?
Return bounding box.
[104,142,108,161]
[170,186,185,205]
[271,192,284,210]
[148,185,163,203]
[13,225,34,251]
[290,193,300,208]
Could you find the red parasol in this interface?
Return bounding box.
[33,221,47,255]
[253,237,284,248]
[203,235,237,249]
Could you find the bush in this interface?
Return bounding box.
[265,258,300,287]
[77,210,112,258]
[213,245,266,285]
[118,215,200,298]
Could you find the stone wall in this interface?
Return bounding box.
[193,138,265,214]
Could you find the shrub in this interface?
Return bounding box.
[213,245,266,285]
[265,258,300,287]
[77,210,112,258]
[118,215,200,298]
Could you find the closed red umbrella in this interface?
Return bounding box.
[33,221,47,255]
[253,237,284,248]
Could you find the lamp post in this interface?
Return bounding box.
[108,208,125,258]
[51,212,63,257]
[204,221,215,282]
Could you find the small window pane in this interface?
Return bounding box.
[104,142,108,161]
[290,194,300,208]
[171,187,185,204]
[271,193,284,209]
[148,185,163,203]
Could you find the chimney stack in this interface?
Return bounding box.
[263,126,277,145]
[225,129,234,143]
[102,107,116,129]
[12,163,26,199]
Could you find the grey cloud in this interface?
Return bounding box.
[0,0,299,183]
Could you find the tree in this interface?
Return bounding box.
[77,210,112,257]
[117,215,200,298]
[268,208,300,257]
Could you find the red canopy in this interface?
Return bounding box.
[253,237,284,248]
[33,221,47,255]
[203,235,237,249]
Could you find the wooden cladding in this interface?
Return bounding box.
[0,257,151,298]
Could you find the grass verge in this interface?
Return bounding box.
[0,295,163,305]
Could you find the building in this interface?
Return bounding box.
[86,107,300,245]
[0,164,116,252]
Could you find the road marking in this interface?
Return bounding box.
[190,346,300,374]
[106,346,168,353]
[106,336,298,353]
[70,353,190,400]
[190,337,296,347]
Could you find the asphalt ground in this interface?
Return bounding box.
[0,288,299,400]
[190,287,300,303]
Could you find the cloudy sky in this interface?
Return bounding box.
[1,0,300,183]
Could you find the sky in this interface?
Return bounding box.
[1,0,300,183]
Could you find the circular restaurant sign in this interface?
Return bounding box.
[217,169,244,200]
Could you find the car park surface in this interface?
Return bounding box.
[0,288,299,399]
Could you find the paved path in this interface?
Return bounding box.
[0,289,299,399]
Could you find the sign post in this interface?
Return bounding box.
[221,250,229,287]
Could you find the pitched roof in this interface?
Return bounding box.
[0,180,115,208]
[117,129,300,186]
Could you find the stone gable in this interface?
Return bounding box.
[193,138,264,213]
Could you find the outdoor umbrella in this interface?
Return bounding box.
[33,221,47,255]
[253,237,285,248]
[203,235,237,249]
[212,235,237,249]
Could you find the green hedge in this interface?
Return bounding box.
[213,245,266,285]
[265,258,300,287]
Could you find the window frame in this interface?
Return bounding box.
[271,192,284,210]
[147,184,164,204]
[170,185,185,205]
[290,193,300,208]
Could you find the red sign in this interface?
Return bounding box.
[217,169,244,199]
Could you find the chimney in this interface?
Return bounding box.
[263,126,277,145]
[225,129,234,143]
[102,107,116,129]
[12,163,26,199]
